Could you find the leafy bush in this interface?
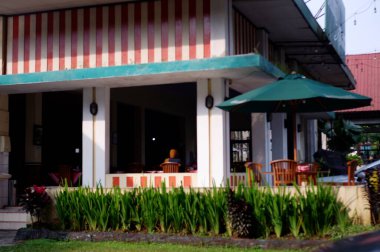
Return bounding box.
[364,169,380,224]
[346,153,363,166]
[55,183,351,238]
[19,185,51,227]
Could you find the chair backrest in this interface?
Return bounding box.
[58,164,72,185]
[245,162,262,186]
[347,160,358,185]
[270,159,297,186]
[160,162,180,173]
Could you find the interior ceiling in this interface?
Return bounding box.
[233,0,354,89]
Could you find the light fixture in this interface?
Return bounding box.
[205,95,214,109]
[90,102,98,116]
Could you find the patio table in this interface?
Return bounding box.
[296,164,317,185]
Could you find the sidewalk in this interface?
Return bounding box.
[318,230,380,252]
[0,230,17,246]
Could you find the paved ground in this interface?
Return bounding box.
[318,230,380,252]
[0,230,17,246]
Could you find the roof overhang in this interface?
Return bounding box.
[0,54,284,94]
[233,0,355,89]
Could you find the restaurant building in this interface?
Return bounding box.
[0,0,355,207]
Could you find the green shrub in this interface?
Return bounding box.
[55,183,351,238]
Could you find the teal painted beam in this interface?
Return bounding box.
[0,54,284,86]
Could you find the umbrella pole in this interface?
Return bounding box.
[292,113,297,161]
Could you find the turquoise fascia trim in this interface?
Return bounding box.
[0,54,284,86]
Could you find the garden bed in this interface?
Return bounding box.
[14,228,330,250]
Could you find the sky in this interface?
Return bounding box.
[306,0,380,55]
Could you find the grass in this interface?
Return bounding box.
[0,239,302,252]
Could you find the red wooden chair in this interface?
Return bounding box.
[245,162,263,186]
[160,162,180,173]
[270,159,297,186]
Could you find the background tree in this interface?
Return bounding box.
[322,118,363,154]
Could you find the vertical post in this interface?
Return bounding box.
[251,113,272,184]
[196,80,210,187]
[0,16,10,207]
[82,88,94,187]
[82,87,110,187]
[272,113,288,160]
[196,78,228,187]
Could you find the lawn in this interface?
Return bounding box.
[0,239,303,252]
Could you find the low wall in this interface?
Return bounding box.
[270,185,371,225]
[105,173,198,188]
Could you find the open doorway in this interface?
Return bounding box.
[9,91,82,198]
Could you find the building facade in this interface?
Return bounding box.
[0,0,355,207]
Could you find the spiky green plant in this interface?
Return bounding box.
[267,188,291,238]
[365,169,380,224]
[183,188,200,234]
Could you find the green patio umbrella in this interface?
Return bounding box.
[217,74,372,160]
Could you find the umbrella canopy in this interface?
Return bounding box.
[217,74,372,113]
[217,74,372,161]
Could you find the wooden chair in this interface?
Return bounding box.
[160,162,180,173]
[345,160,358,186]
[58,164,72,185]
[245,162,263,186]
[49,164,81,186]
[270,159,297,186]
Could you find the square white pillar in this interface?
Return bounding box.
[271,113,287,160]
[306,119,318,162]
[196,79,228,187]
[82,87,110,187]
[251,113,272,184]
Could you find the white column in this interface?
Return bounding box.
[306,119,318,162]
[251,113,272,184]
[196,78,228,187]
[271,113,287,160]
[210,79,228,186]
[197,80,210,187]
[82,88,93,187]
[82,87,110,187]
[296,114,302,162]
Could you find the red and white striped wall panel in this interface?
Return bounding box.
[6,0,211,75]
[233,9,256,55]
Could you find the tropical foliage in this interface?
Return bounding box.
[364,169,380,224]
[55,183,350,238]
[322,118,362,154]
[19,185,51,227]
